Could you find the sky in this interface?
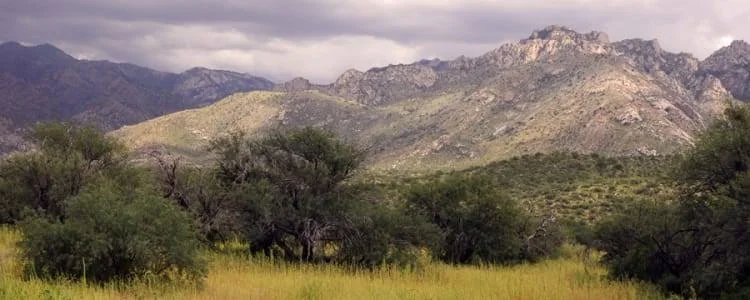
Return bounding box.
[1,0,748,83]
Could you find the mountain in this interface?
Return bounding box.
[0,41,274,153]
[700,40,750,101]
[113,26,743,170]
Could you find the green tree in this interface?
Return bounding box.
[209,127,364,261]
[0,122,206,284]
[596,105,750,298]
[0,122,127,223]
[404,173,562,264]
[209,127,437,265]
[20,180,206,282]
[151,152,240,243]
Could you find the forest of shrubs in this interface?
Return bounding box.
[3,105,750,298]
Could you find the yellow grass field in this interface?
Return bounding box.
[0,227,664,300]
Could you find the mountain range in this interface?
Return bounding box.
[0,41,273,152]
[5,25,750,169]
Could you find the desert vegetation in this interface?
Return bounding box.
[594,104,750,298]
[3,105,750,299]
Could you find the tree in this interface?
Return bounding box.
[208,127,438,265]
[0,122,207,283]
[0,122,127,223]
[210,127,413,263]
[404,173,562,264]
[337,201,440,268]
[20,180,206,282]
[594,200,689,292]
[595,105,750,298]
[150,151,240,243]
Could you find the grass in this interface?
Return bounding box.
[0,227,665,300]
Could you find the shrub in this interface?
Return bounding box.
[208,127,439,267]
[404,174,562,264]
[151,153,240,244]
[0,122,126,224]
[209,127,365,262]
[338,203,440,268]
[594,105,750,298]
[20,180,206,283]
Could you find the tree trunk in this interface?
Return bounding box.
[301,240,314,262]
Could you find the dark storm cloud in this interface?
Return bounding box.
[1,0,748,82]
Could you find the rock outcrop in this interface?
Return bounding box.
[701,40,750,100]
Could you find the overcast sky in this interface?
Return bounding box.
[1,0,748,83]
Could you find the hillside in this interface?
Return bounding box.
[0,42,274,153]
[114,26,744,170]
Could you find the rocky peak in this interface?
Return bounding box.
[613,38,699,83]
[330,63,438,105]
[173,67,274,107]
[274,77,314,92]
[182,67,249,79]
[700,40,750,100]
[703,40,750,68]
[417,58,449,70]
[727,40,750,51]
[176,67,272,86]
[527,25,609,44]
[476,26,611,69]
[183,66,213,74]
[334,69,364,87]
[614,39,663,54]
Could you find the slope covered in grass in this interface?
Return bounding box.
[363,152,676,223]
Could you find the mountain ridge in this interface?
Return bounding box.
[0,41,275,153]
[5,25,750,169]
[112,25,747,170]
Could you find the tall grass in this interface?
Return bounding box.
[0,227,664,299]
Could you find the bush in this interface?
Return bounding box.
[594,105,750,298]
[20,180,206,283]
[0,122,127,224]
[150,153,240,244]
[209,127,366,262]
[207,127,440,267]
[338,203,440,268]
[404,173,562,264]
[594,200,684,286]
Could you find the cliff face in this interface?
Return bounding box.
[701,40,750,101]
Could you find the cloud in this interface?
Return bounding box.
[2,0,749,82]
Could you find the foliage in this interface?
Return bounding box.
[366,151,675,224]
[208,127,363,261]
[337,201,440,268]
[0,122,206,284]
[151,153,240,243]
[404,173,563,264]
[207,126,437,266]
[20,180,206,283]
[594,200,685,289]
[0,122,127,223]
[595,104,750,298]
